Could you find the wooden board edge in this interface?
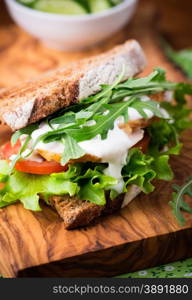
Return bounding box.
[16,228,192,278]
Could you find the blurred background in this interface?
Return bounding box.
[0,0,192,89]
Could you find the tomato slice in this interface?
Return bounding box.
[1,140,68,175]
[0,140,21,160]
[134,134,150,153]
[0,183,5,190]
[15,160,68,175]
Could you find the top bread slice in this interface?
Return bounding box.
[0,40,146,131]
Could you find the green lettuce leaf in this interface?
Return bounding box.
[151,155,173,181]
[0,163,78,211]
[0,160,10,182]
[164,43,192,79]
[122,147,175,193]
[122,148,156,194]
[148,119,178,156]
[0,162,117,209]
[53,165,118,205]
[160,101,192,132]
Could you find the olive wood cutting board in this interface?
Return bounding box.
[0,0,192,277]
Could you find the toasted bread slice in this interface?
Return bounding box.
[0,40,146,131]
[49,186,141,229]
[49,195,104,229]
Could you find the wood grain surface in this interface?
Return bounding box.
[0,0,192,278]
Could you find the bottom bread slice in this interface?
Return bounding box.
[49,185,141,229]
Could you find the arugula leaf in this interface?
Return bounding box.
[51,91,112,128]
[111,68,177,102]
[81,66,125,104]
[63,97,165,141]
[84,91,112,115]
[117,68,166,89]
[10,123,40,171]
[50,111,76,127]
[151,67,166,82]
[164,43,192,79]
[44,98,135,142]
[170,177,192,226]
[61,135,85,165]
[11,123,39,146]
[9,135,31,172]
[130,99,163,119]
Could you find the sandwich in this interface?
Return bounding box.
[0,40,191,229]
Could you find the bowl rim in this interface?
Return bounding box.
[5,0,138,21]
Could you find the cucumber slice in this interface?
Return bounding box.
[33,0,87,15]
[89,0,111,13]
[17,0,37,5]
[74,0,90,13]
[109,0,122,6]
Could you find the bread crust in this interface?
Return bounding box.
[48,186,141,229]
[0,40,146,131]
[49,196,104,229]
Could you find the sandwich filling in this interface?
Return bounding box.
[0,68,191,221]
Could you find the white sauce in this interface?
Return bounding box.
[31,123,64,154]
[10,149,44,163]
[35,141,64,154]
[23,102,160,192]
[164,91,173,102]
[128,107,154,121]
[79,117,144,193]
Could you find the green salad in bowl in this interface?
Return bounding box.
[16,0,123,15]
[7,0,137,50]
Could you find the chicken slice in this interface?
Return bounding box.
[37,149,101,164]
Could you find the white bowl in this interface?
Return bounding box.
[5,0,138,51]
